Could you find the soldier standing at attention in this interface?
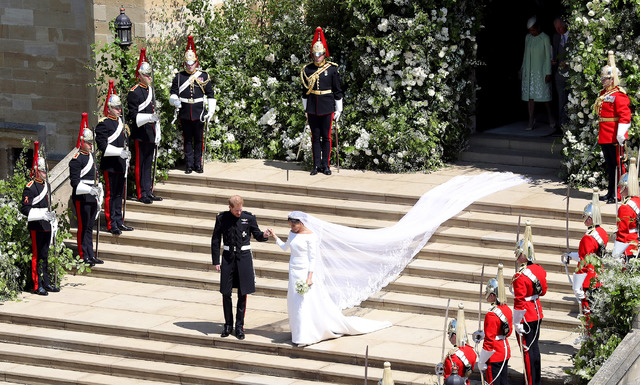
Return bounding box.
[211,195,271,340]
[21,143,59,295]
[169,36,216,174]
[512,222,547,385]
[440,304,477,385]
[476,264,512,385]
[611,160,640,262]
[69,118,103,266]
[300,27,343,176]
[128,52,162,204]
[96,89,133,235]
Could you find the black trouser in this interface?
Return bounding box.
[601,143,617,198]
[308,113,334,170]
[134,140,155,199]
[103,171,124,231]
[519,319,542,385]
[222,292,247,331]
[486,359,509,385]
[30,230,51,290]
[181,119,204,170]
[74,199,96,261]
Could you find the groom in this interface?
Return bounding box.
[211,195,270,339]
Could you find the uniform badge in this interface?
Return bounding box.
[24,196,29,203]
[241,218,248,224]
[324,70,328,77]
[197,77,203,82]
[242,231,247,238]
[604,95,616,103]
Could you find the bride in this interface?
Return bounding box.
[270,214,391,346]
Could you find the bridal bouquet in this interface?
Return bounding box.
[295,279,310,295]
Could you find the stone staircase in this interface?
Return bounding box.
[0,161,595,384]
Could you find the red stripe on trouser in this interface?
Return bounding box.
[135,141,142,199]
[30,230,39,290]
[103,171,112,230]
[75,201,83,258]
[522,337,533,385]
[486,364,494,384]
[328,113,334,163]
[201,139,205,169]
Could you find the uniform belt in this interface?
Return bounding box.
[223,245,251,251]
[495,335,506,341]
[179,97,204,104]
[80,179,95,185]
[599,117,620,122]
[525,294,539,301]
[308,89,332,95]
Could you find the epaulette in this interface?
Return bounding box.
[26,181,34,187]
[98,116,108,123]
[130,84,140,91]
[73,152,80,159]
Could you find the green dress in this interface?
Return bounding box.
[521,32,552,102]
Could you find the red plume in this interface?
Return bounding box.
[75,113,89,148]
[135,48,148,81]
[31,141,40,178]
[311,27,330,58]
[186,36,198,58]
[103,80,116,117]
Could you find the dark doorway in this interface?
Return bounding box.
[476,0,567,131]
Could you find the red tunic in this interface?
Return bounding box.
[597,87,631,144]
[482,304,512,363]
[578,225,608,289]
[616,196,640,255]
[512,263,547,322]
[444,344,477,384]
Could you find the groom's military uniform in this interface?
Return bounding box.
[211,210,269,337]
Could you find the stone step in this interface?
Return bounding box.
[467,134,563,154]
[458,148,561,169]
[0,275,576,384]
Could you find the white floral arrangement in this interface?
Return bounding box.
[295,279,310,295]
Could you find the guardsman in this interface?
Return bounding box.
[300,27,344,175]
[476,264,512,385]
[562,187,609,327]
[20,142,59,295]
[611,159,640,262]
[594,50,632,204]
[170,36,216,174]
[96,88,134,235]
[69,117,103,265]
[127,50,162,204]
[211,195,271,340]
[442,304,477,385]
[512,222,547,385]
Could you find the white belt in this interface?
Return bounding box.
[630,229,637,233]
[81,179,95,185]
[223,245,251,251]
[495,335,506,340]
[525,294,539,301]
[180,97,204,104]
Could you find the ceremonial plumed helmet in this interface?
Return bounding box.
[455,303,468,347]
[81,128,94,143]
[515,221,535,262]
[37,157,46,171]
[583,187,602,225]
[184,49,197,65]
[601,50,621,87]
[447,318,457,339]
[310,26,329,58]
[485,264,506,304]
[108,94,122,109]
[138,61,152,76]
[444,374,466,385]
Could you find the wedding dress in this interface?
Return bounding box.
[277,232,391,346]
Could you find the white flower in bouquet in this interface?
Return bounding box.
[295,279,309,295]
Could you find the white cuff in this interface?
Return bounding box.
[104,144,123,157]
[76,181,92,195]
[573,273,588,291]
[613,240,630,257]
[27,207,47,222]
[208,98,217,114]
[618,122,630,137]
[335,98,343,112]
[513,309,527,326]
[136,113,153,127]
[478,348,495,364]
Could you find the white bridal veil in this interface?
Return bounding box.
[290,172,526,310]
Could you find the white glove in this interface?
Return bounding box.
[617,122,630,145]
[136,113,159,127]
[334,99,343,122]
[301,98,308,111]
[573,273,588,300]
[44,211,56,223]
[89,186,101,197]
[154,121,161,146]
[514,323,526,335]
[476,362,488,371]
[204,98,216,122]
[169,94,181,108]
[120,149,131,160]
